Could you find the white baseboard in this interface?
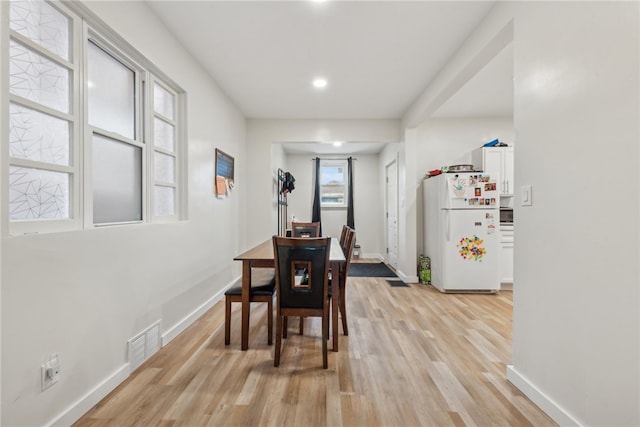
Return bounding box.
[359,252,382,260]
[506,365,582,427]
[161,276,239,347]
[47,363,130,427]
[397,270,418,283]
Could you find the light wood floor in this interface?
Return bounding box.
[74,271,556,427]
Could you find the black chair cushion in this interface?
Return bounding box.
[225,278,275,297]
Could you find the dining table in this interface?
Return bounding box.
[233,236,346,351]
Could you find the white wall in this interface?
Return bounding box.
[284,153,383,258]
[415,117,514,254]
[405,2,639,425]
[1,2,247,426]
[509,2,639,425]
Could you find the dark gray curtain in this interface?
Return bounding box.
[312,157,322,236]
[347,157,355,229]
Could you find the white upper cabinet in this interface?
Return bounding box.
[473,146,514,196]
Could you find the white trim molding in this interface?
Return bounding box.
[46,363,130,427]
[506,365,582,427]
[161,276,239,346]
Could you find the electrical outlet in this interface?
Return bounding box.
[41,354,60,391]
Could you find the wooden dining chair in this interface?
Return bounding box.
[339,224,350,247]
[290,221,321,334]
[224,269,276,346]
[291,221,320,238]
[272,236,331,368]
[333,227,356,336]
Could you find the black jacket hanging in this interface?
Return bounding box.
[281,172,295,194]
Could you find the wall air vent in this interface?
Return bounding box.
[127,320,161,373]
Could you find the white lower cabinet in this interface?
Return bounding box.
[500,225,514,283]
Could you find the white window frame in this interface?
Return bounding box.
[319,159,349,209]
[4,0,82,235]
[149,77,183,222]
[2,0,187,236]
[83,30,146,228]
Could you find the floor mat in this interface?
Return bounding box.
[348,262,397,277]
[387,279,409,287]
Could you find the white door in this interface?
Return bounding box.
[386,160,398,269]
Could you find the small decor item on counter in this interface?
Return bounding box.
[483,138,500,147]
[418,255,431,284]
[447,164,474,172]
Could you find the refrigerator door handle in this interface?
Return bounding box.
[445,210,450,242]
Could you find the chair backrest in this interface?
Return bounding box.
[291,221,320,238]
[341,228,356,277]
[272,236,331,310]
[339,225,350,247]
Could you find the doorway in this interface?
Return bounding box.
[385,159,399,269]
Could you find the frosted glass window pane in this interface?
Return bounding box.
[154,186,175,216]
[88,42,135,139]
[10,40,69,113]
[9,166,69,220]
[10,0,70,60]
[154,152,175,184]
[92,134,141,224]
[10,103,70,166]
[154,82,174,120]
[154,118,175,153]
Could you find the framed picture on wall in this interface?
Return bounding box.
[215,148,234,197]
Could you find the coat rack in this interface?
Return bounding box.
[277,168,288,236]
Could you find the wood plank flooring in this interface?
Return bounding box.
[74,269,556,427]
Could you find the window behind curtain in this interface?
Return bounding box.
[320,160,348,208]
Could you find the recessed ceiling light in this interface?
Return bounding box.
[312,78,328,89]
[333,141,343,147]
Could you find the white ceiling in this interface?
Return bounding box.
[146,0,513,153]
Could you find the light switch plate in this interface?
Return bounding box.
[521,185,532,206]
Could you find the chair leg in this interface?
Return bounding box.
[332,293,339,351]
[274,314,282,367]
[267,297,273,345]
[283,316,288,339]
[340,285,349,336]
[224,296,231,345]
[299,316,304,335]
[322,307,329,369]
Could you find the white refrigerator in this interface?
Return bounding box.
[423,172,500,293]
